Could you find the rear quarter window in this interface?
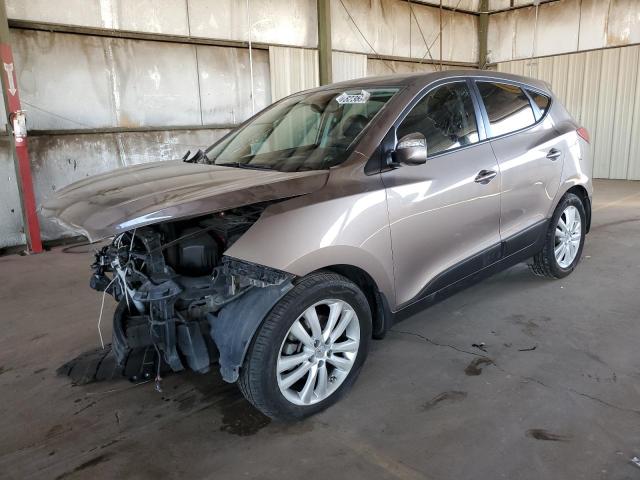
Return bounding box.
[526,90,551,121]
[477,82,536,137]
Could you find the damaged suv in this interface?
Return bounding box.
[42,71,592,420]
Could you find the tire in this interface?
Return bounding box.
[529,193,586,279]
[238,271,372,421]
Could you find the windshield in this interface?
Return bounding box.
[204,88,399,172]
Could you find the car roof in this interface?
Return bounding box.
[320,69,552,95]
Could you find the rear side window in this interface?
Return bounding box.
[477,82,536,137]
[397,82,479,157]
[526,89,551,121]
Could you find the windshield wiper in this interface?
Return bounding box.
[217,162,274,171]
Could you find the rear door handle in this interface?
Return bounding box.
[546,148,562,160]
[474,169,497,184]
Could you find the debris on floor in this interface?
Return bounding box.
[518,345,537,352]
[631,456,640,469]
[471,342,487,352]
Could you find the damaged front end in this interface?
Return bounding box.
[90,202,294,382]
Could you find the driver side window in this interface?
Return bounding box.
[397,82,479,157]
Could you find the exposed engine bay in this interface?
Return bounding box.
[89,202,294,382]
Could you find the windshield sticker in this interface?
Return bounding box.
[336,90,371,104]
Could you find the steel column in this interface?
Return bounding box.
[0,1,42,253]
[317,0,332,85]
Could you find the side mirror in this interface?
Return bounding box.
[393,132,427,166]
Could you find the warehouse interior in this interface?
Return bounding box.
[1,0,640,478]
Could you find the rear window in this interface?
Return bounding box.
[526,89,551,121]
[477,82,536,137]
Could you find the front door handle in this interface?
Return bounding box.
[474,169,497,184]
[546,148,562,160]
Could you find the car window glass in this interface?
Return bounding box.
[477,82,536,137]
[526,89,551,121]
[397,82,479,157]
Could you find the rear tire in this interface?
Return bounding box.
[238,271,371,421]
[529,193,586,279]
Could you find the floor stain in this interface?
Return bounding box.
[219,396,271,436]
[45,424,72,440]
[54,453,112,480]
[34,367,47,374]
[464,358,493,376]
[422,391,467,411]
[0,366,9,376]
[526,429,571,442]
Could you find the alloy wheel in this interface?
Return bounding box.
[276,299,360,406]
[554,205,582,268]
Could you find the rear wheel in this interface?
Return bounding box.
[238,272,371,421]
[529,193,586,278]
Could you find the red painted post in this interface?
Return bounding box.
[0,6,42,253]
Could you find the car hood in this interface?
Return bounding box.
[40,160,329,242]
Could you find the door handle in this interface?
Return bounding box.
[474,169,497,184]
[546,148,562,160]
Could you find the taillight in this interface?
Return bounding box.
[577,127,590,143]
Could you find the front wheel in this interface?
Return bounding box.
[238,272,372,421]
[529,193,586,278]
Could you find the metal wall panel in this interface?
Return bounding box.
[332,51,367,82]
[197,46,271,124]
[12,30,271,130]
[579,50,603,170]
[332,0,478,63]
[0,138,25,248]
[108,37,202,127]
[7,0,191,34]
[12,30,115,130]
[187,0,318,48]
[593,49,620,179]
[367,59,439,76]
[268,46,319,101]
[608,46,639,179]
[488,0,640,62]
[628,58,640,181]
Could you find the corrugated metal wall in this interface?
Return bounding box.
[496,45,640,180]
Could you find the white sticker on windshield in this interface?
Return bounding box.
[336,90,371,104]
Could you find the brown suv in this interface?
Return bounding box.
[42,70,593,420]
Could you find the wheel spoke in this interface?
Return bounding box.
[331,339,359,353]
[280,361,312,389]
[564,208,574,228]
[289,320,314,348]
[315,363,328,398]
[299,363,319,404]
[557,218,567,233]
[304,306,322,339]
[322,301,343,342]
[329,309,354,344]
[327,354,352,371]
[554,243,564,258]
[278,352,309,373]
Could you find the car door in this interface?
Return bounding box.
[474,80,564,241]
[382,80,502,309]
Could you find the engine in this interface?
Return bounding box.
[89,203,289,378]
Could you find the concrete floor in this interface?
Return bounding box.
[1,179,639,480]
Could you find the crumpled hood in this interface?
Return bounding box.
[40,160,329,241]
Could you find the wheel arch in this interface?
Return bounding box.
[319,264,393,339]
[565,184,591,233]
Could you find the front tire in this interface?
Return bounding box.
[238,272,372,421]
[529,193,586,279]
